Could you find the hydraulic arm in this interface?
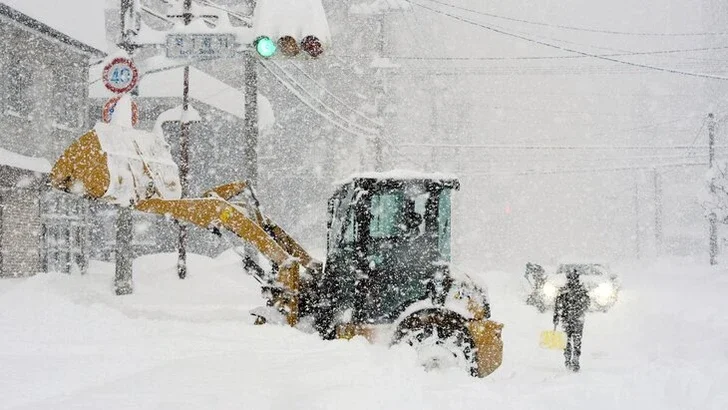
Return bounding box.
[50,123,317,325]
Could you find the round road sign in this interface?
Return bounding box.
[102,95,139,126]
[102,57,139,94]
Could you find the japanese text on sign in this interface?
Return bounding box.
[166,34,237,59]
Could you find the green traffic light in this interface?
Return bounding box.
[255,36,277,58]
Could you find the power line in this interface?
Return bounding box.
[269,61,379,135]
[454,153,709,164]
[263,61,420,169]
[287,62,383,127]
[399,143,728,150]
[260,60,374,141]
[407,1,728,81]
[421,0,728,37]
[460,161,711,177]
[337,45,728,62]
[140,5,172,23]
[196,0,251,26]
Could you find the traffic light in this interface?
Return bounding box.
[300,35,323,58]
[277,35,300,57]
[253,35,324,59]
[254,36,277,58]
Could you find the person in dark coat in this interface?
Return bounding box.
[553,268,590,372]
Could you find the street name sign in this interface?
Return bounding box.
[166,34,237,59]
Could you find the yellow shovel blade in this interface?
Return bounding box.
[539,330,566,350]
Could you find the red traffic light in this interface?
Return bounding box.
[300,35,323,58]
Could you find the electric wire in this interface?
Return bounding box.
[287,62,383,127]
[196,0,251,26]
[262,59,419,174]
[398,143,728,150]
[269,61,379,135]
[421,0,728,37]
[337,45,728,62]
[460,161,712,178]
[407,0,728,81]
[260,60,374,141]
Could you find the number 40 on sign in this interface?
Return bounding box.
[102,57,139,94]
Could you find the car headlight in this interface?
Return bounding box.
[541,282,557,299]
[592,282,615,304]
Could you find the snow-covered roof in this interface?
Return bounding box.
[0,147,51,173]
[1,0,107,53]
[89,62,275,130]
[253,0,331,45]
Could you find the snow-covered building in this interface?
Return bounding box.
[0,2,105,277]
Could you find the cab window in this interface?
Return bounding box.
[369,192,404,239]
[438,189,452,261]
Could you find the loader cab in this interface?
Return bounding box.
[323,174,460,325]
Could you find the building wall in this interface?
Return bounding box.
[0,167,43,278]
[0,13,92,160]
[0,10,98,277]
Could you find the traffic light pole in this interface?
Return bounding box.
[709,113,718,265]
[243,49,259,185]
[374,13,385,172]
[653,168,663,256]
[114,0,136,295]
[634,183,641,259]
[177,0,193,280]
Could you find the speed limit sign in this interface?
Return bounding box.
[102,57,139,94]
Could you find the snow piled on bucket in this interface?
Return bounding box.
[94,121,181,205]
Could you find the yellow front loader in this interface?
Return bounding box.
[50,122,503,377]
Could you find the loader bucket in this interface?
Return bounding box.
[51,122,181,205]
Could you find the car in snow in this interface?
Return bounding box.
[524,262,620,313]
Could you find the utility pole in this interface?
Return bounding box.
[428,94,438,171]
[114,0,138,295]
[373,13,385,172]
[709,112,718,265]
[176,0,193,280]
[634,183,641,259]
[653,168,663,256]
[243,49,259,185]
[351,2,405,171]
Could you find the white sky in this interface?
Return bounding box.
[380,0,728,265]
[2,0,107,51]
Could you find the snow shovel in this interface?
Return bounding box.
[539,327,566,350]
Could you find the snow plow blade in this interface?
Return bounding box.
[50,122,181,205]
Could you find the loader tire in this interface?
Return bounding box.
[393,310,478,377]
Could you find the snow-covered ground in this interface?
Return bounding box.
[1,254,726,409]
